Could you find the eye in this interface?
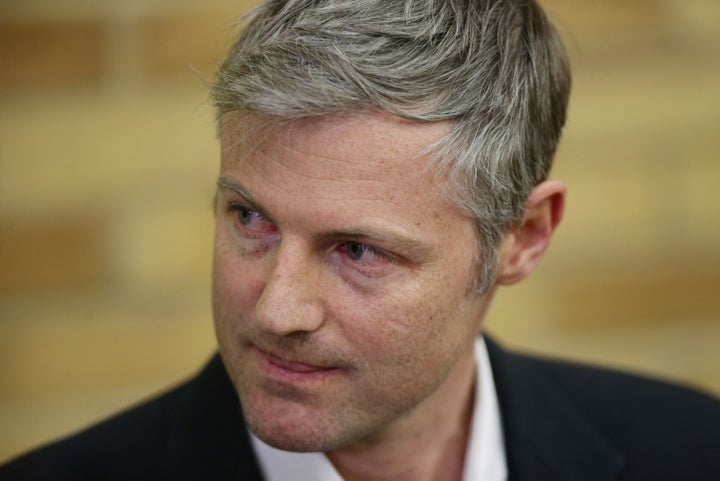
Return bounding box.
[338,241,393,267]
[230,204,278,236]
[237,206,257,226]
[345,242,370,261]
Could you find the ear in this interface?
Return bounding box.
[496,180,565,285]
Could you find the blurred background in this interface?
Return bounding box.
[1,0,719,463]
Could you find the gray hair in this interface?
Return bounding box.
[212,0,571,292]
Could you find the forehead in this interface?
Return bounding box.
[219,113,454,206]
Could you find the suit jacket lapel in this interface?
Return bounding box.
[157,355,265,481]
[486,337,626,481]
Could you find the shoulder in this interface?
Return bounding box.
[486,337,720,480]
[0,381,186,480]
[0,355,261,481]
[508,342,720,428]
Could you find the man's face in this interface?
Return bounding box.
[213,113,493,452]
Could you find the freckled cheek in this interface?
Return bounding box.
[212,246,267,324]
[372,271,471,347]
[338,291,444,363]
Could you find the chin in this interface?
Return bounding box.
[247,417,340,453]
[243,401,368,453]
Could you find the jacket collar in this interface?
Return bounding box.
[485,336,626,481]
[157,355,264,480]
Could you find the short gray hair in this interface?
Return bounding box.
[212,0,571,292]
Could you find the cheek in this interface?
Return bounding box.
[337,280,458,365]
[363,263,479,364]
[212,237,266,327]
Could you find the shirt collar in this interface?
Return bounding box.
[250,336,507,481]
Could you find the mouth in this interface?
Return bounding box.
[251,345,345,383]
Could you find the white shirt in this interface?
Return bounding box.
[250,336,508,481]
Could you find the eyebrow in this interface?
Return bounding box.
[216,176,435,261]
[217,177,255,203]
[216,177,275,220]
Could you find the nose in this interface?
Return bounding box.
[254,238,325,336]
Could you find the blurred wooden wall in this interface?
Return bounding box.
[1,0,718,463]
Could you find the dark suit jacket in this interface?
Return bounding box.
[2,337,719,480]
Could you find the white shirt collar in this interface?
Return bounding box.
[463,336,508,481]
[250,336,508,481]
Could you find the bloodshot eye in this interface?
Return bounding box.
[345,242,369,261]
[231,204,278,236]
[338,241,392,267]
[237,206,254,226]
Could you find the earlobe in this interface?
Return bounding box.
[496,180,565,285]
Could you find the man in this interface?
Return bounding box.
[2,0,719,480]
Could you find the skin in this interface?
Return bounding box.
[212,112,564,481]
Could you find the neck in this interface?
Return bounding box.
[327,347,477,481]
